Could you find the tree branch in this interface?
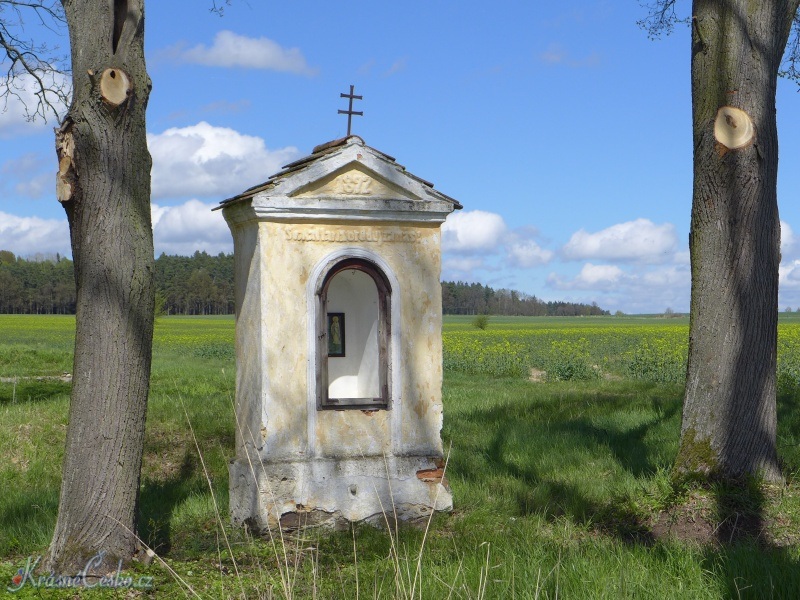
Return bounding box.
[209,0,231,16]
[636,0,690,40]
[0,0,70,121]
[779,10,800,85]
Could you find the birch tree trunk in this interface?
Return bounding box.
[45,0,153,574]
[675,0,799,482]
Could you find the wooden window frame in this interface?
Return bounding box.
[316,258,391,410]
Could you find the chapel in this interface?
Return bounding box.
[218,134,460,529]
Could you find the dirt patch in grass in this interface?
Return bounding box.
[143,426,195,482]
[649,487,800,547]
[529,368,546,382]
[0,374,72,383]
[650,492,719,545]
[602,372,623,382]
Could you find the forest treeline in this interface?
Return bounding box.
[0,250,234,315]
[441,281,608,316]
[0,250,608,317]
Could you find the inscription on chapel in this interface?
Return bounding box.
[283,227,422,243]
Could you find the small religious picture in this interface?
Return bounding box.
[327,313,345,357]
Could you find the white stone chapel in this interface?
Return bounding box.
[218,135,460,530]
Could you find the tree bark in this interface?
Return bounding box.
[675,0,799,482]
[46,0,153,574]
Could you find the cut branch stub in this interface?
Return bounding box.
[56,121,76,204]
[99,68,132,106]
[56,156,73,202]
[713,106,755,150]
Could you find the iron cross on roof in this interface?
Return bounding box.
[338,85,363,136]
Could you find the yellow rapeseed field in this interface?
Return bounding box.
[3,314,800,389]
[444,317,800,388]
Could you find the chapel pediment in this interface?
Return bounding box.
[290,163,420,201]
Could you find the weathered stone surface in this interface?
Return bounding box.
[229,456,452,531]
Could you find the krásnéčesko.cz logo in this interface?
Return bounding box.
[8,552,153,592]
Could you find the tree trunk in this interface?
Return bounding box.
[46,0,153,574]
[675,0,799,482]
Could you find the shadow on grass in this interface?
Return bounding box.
[446,378,800,554]
[481,408,669,544]
[695,389,800,595]
[696,477,800,597]
[702,542,800,598]
[138,449,202,556]
[557,396,682,478]
[776,387,800,475]
[446,381,682,543]
[138,425,235,558]
[442,374,800,595]
[0,379,71,405]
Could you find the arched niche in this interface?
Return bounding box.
[316,257,391,409]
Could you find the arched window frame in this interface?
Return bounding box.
[315,257,392,410]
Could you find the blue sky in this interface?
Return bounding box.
[1,1,799,314]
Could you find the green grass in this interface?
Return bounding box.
[1,315,800,598]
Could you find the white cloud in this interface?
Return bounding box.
[148,122,300,199]
[176,31,318,75]
[547,262,692,313]
[0,211,70,256]
[674,249,690,265]
[2,153,53,198]
[507,238,554,268]
[443,257,485,273]
[0,200,233,259]
[152,199,232,256]
[578,263,624,285]
[548,263,624,290]
[0,71,70,138]
[782,220,796,258]
[358,59,376,76]
[442,210,507,253]
[641,265,690,288]
[768,220,798,307]
[779,259,800,309]
[441,215,554,281]
[780,260,800,285]
[562,219,678,263]
[384,58,408,76]
[15,172,53,199]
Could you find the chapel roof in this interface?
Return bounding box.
[216,135,462,210]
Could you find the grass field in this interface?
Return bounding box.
[2,314,800,598]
